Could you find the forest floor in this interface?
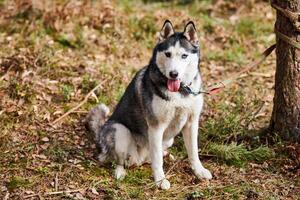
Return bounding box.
[0,0,299,199]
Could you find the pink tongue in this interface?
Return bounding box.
[167,79,181,92]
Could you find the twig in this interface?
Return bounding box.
[23,189,84,199]
[91,91,99,102]
[51,79,107,125]
[245,100,265,128]
[38,194,44,200]
[199,153,217,158]
[171,183,202,197]
[165,159,182,176]
[201,138,213,154]
[3,192,10,200]
[145,157,187,190]
[55,173,59,191]
[72,110,89,114]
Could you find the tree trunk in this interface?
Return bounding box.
[270,0,300,142]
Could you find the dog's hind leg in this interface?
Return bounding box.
[113,123,136,180]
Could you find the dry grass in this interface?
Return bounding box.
[0,0,299,199]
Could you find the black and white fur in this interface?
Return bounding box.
[85,20,212,190]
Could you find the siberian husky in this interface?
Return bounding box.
[85,20,212,190]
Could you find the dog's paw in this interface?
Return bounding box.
[194,167,212,180]
[157,179,171,190]
[114,165,126,180]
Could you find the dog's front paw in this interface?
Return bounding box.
[156,179,171,190]
[114,165,126,180]
[194,167,212,180]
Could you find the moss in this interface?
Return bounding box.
[90,166,110,177]
[7,78,36,103]
[6,176,32,191]
[123,167,151,184]
[45,145,70,162]
[186,191,205,199]
[127,188,144,199]
[36,166,50,175]
[81,74,98,93]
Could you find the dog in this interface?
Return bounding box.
[85,20,212,190]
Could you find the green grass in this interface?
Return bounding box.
[123,167,152,184]
[61,84,74,102]
[45,144,70,162]
[128,15,157,48]
[7,78,36,103]
[208,143,273,166]
[6,176,32,192]
[236,17,273,38]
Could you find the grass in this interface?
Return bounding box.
[0,0,299,199]
[6,176,32,192]
[207,143,273,166]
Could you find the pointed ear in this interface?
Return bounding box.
[183,21,198,46]
[159,20,175,42]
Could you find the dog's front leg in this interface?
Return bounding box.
[182,115,212,180]
[148,125,170,190]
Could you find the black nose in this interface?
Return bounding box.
[169,71,178,79]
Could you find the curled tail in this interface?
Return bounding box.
[84,103,110,143]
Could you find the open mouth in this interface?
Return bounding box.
[167,79,181,92]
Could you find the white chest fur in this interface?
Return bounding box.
[151,92,204,140]
[152,92,203,119]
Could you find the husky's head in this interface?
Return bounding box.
[152,20,200,92]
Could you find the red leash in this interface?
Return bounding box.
[204,44,276,95]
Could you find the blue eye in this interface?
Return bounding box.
[182,54,188,59]
[165,52,171,57]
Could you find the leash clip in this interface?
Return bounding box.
[180,84,209,95]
